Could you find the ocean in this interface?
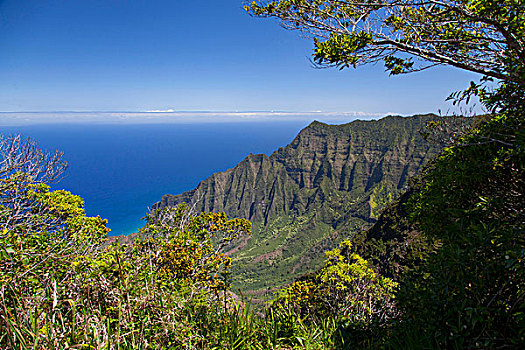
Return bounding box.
[0,121,310,235]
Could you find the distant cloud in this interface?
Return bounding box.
[383,112,408,117]
[0,110,389,126]
[145,109,176,113]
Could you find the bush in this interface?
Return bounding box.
[270,240,398,348]
[0,135,257,349]
[390,111,525,348]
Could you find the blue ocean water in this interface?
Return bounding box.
[0,122,308,235]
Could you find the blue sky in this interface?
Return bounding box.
[0,0,483,115]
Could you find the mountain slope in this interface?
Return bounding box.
[154,115,444,291]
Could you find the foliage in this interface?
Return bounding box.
[0,135,351,350]
[387,111,525,348]
[0,201,254,349]
[0,136,301,349]
[0,184,110,348]
[245,0,524,99]
[244,2,524,347]
[140,205,252,291]
[350,190,441,283]
[271,240,398,348]
[0,134,68,232]
[158,115,442,295]
[349,111,524,348]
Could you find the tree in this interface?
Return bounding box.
[392,111,525,348]
[275,240,398,324]
[0,135,112,348]
[140,204,252,290]
[272,240,398,348]
[0,134,69,233]
[245,0,524,110]
[0,136,253,348]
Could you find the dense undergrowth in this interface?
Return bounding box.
[392,111,525,348]
[1,108,523,349]
[266,110,523,349]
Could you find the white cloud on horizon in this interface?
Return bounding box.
[145,109,176,113]
[0,110,392,126]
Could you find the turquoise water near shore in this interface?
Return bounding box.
[0,122,309,235]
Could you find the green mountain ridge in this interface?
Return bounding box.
[154,114,445,292]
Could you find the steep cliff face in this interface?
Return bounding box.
[154,115,444,291]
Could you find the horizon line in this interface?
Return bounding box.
[0,110,415,127]
[0,110,389,115]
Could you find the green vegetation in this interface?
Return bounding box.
[394,112,524,347]
[245,0,523,88]
[0,134,426,349]
[1,0,524,348]
[0,135,259,348]
[156,115,443,293]
[334,110,522,348]
[1,109,523,349]
[276,240,398,327]
[242,1,524,346]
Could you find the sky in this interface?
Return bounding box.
[0,0,484,116]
